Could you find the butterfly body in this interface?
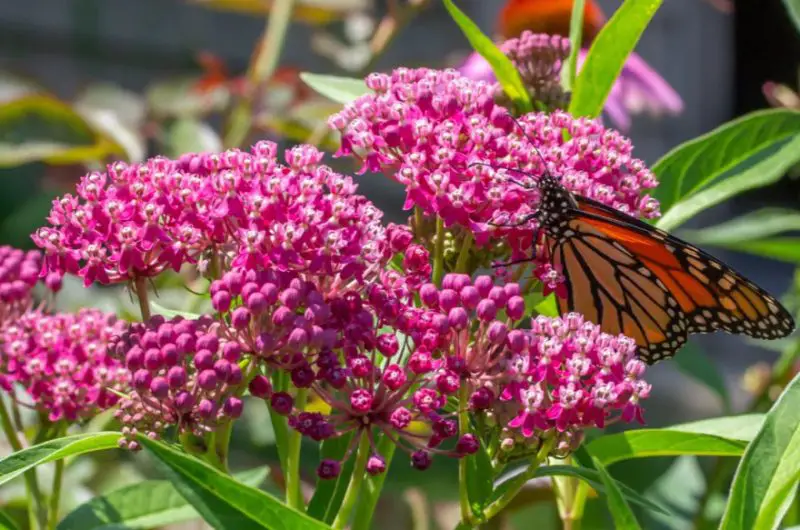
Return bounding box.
[531,175,795,364]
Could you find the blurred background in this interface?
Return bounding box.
[0,1,799,528]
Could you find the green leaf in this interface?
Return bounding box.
[592,457,642,529]
[493,464,671,516]
[679,208,800,262]
[299,73,369,105]
[146,77,230,118]
[150,301,203,320]
[139,437,332,530]
[307,432,356,524]
[783,0,800,33]
[674,343,731,412]
[441,0,532,113]
[569,0,663,118]
[0,96,124,167]
[562,0,585,92]
[653,109,800,230]
[587,415,763,466]
[0,509,20,530]
[164,118,222,157]
[534,294,559,317]
[74,83,146,162]
[57,467,269,530]
[0,433,121,487]
[465,436,494,513]
[720,372,800,530]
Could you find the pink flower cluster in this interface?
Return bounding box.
[329,68,659,259]
[111,315,245,450]
[0,309,128,421]
[500,31,571,109]
[0,247,44,328]
[33,142,388,288]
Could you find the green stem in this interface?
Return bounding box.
[432,216,445,286]
[0,398,47,530]
[133,276,151,321]
[481,438,556,522]
[351,437,396,530]
[332,432,371,529]
[563,0,585,93]
[47,453,64,530]
[454,233,473,274]
[285,387,308,510]
[458,384,474,526]
[223,0,296,148]
[552,455,586,530]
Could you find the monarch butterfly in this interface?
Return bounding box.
[507,173,795,365]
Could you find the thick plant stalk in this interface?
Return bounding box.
[285,387,308,510]
[332,432,371,529]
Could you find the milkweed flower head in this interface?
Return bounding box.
[33,141,387,289]
[0,309,128,422]
[111,315,245,450]
[0,247,52,329]
[329,67,660,261]
[492,312,650,459]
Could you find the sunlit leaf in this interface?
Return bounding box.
[587,414,762,466]
[720,373,800,530]
[654,109,800,230]
[74,83,146,162]
[0,70,44,104]
[146,77,230,118]
[569,0,663,118]
[0,96,123,167]
[57,467,269,530]
[299,73,369,105]
[139,437,332,530]
[164,118,222,157]
[0,433,121,487]
[442,0,531,113]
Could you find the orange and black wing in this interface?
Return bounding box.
[550,196,795,364]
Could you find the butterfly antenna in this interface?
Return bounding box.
[504,113,560,181]
[467,162,537,189]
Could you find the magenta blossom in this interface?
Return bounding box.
[329,67,659,261]
[111,315,246,450]
[0,309,128,422]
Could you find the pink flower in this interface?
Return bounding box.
[0,247,49,330]
[329,67,659,262]
[0,309,128,422]
[111,315,244,450]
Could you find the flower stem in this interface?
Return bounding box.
[351,436,396,530]
[133,276,151,321]
[47,451,64,530]
[285,387,308,510]
[458,384,474,526]
[432,215,445,286]
[332,431,371,530]
[0,398,47,530]
[223,0,296,148]
[454,233,473,274]
[481,437,556,522]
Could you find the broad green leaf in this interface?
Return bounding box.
[0,433,121,487]
[592,457,642,529]
[299,73,369,105]
[0,96,123,167]
[720,372,800,530]
[74,83,146,162]
[562,0,586,92]
[569,0,662,118]
[534,294,559,317]
[682,208,800,246]
[139,437,332,530]
[653,109,800,229]
[674,343,730,411]
[165,118,222,157]
[441,0,532,113]
[493,464,671,516]
[57,467,269,530]
[146,77,230,118]
[307,432,356,524]
[784,0,800,33]
[680,209,800,262]
[0,509,19,530]
[0,70,44,103]
[587,415,762,466]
